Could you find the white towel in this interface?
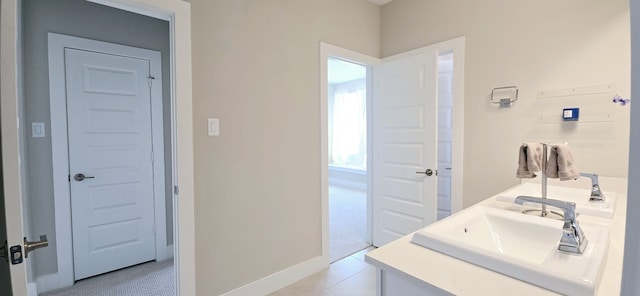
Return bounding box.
[546,143,580,181]
[516,143,543,178]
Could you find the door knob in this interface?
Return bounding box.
[24,235,48,258]
[74,173,95,181]
[416,169,435,176]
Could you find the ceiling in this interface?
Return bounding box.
[368,0,394,6]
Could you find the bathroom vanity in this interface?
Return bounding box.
[365,177,627,296]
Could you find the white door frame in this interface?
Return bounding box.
[86,2,197,295]
[1,0,195,295]
[320,43,379,263]
[445,37,465,214]
[47,33,167,288]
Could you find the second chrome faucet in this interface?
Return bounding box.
[514,196,588,254]
[580,173,605,202]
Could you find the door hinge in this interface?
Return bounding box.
[0,241,8,263]
[148,76,155,87]
[174,185,179,195]
[151,151,154,163]
[153,224,157,235]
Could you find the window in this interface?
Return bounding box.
[328,58,367,171]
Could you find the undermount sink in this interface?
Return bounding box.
[495,182,617,218]
[411,206,610,296]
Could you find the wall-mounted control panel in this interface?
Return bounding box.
[562,108,580,121]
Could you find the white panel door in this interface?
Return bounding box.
[0,175,15,296]
[372,49,438,247]
[2,79,29,296]
[65,48,156,280]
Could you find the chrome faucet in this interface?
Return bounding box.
[579,173,605,202]
[514,196,588,254]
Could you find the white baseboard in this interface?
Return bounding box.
[329,178,367,191]
[221,256,328,296]
[328,166,367,191]
[166,244,175,259]
[27,282,38,296]
[37,272,72,294]
[158,244,175,261]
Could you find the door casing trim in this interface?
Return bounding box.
[85,2,196,295]
[320,37,466,256]
[3,1,194,295]
[320,43,380,263]
[47,32,168,291]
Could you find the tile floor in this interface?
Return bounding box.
[268,247,377,296]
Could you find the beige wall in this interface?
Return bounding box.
[382,0,631,207]
[189,0,380,294]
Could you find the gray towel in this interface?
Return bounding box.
[546,146,559,178]
[546,143,580,181]
[516,143,542,178]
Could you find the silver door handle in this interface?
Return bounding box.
[74,173,95,181]
[416,169,435,176]
[24,235,48,258]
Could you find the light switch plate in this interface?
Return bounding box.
[208,118,220,136]
[32,122,45,138]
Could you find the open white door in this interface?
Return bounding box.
[372,46,438,247]
[2,0,30,294]
[2,1,52,294]
[0,125,29,296]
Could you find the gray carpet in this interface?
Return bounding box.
[329,186,370,263]
[41,259,174,296]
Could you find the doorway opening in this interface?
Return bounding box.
[19,1,176,294]
[47,33,171,291]
[327,58,371,262]
[321,38,464,258]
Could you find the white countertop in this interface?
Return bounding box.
[365,177,627,295]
